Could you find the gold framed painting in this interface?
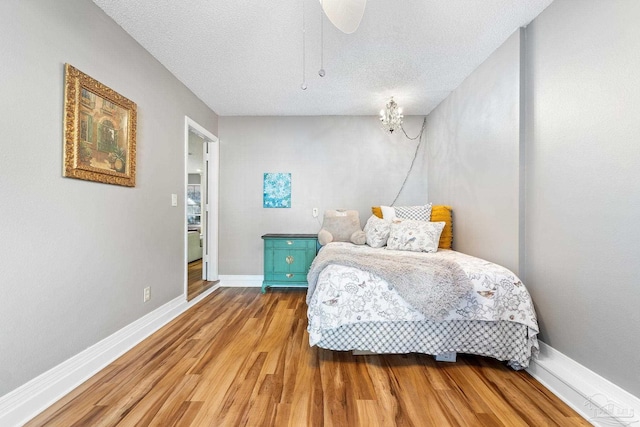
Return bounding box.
[63,64,137,187]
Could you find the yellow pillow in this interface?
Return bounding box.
[430,205,453,249]
[371,205,453,250]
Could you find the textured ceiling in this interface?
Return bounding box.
[91,0,553,116]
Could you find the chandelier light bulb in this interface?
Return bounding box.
[301,83,308,90]
[319,69,326,77]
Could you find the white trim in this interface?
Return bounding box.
[204,139,220,281]
[184,116,219,299]
[218,275,263,287]
[527,341,640,427]
[0,285,219,427]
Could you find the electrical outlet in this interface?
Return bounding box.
[143,286,151,302]
[171,194,178,207]
[312,207,319,218]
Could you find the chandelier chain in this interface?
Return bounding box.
[390,117,427,205]
[401,120,423,140]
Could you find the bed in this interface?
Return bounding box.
[305,206,539,370]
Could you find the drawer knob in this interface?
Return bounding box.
[286,273,294,278]
[286,240,293,245]
[285,255,294,265]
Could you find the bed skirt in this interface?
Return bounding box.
[312,319,538,370]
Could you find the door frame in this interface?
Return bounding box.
[184,116,219,298]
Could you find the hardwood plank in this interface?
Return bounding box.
[273,403,292,427]
[361,354,405,426]
[187,259,217,301]
[289,333,324,427]
[355,400,387,427]
[384,354,458,426]
[26,288,591,427]
[173,401,203,427]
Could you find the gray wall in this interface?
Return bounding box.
[0,0,217,395]
[218,116,428,274]
[428,0,640,397]
[524,0,640,396]
[427,30,522,274]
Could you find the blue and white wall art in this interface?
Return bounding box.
[263,172,291,208]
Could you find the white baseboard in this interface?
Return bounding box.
[527,341,640,427]
[218,274,263,287]
[0,285,219,427]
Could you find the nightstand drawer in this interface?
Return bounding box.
[268,239,316,249]
[267,272,307,282]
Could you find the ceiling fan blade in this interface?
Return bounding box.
[320,0,367,34]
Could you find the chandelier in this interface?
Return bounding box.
[380,97,404,134]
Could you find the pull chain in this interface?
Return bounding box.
[319,0,325,77]
[301,0,308,90]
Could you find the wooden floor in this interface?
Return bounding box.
[187,259,216,301]
[28,288,589,427]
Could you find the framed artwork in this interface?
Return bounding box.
[63,64,137,187]
[263,173,291,208]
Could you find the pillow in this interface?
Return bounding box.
[372,204,453,250]
[363,215,391,248]
[318,209,366,246]
[380,205,396,221]
[387,219,445,253]
[430,205,453,250]
[379,204,432,222]
[394,204,432,221]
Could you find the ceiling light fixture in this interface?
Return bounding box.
[320,0,367,34]
[380,97,404,134]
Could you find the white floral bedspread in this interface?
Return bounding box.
[307,243,539,346]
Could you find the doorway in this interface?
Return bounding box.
[184,117,219,300]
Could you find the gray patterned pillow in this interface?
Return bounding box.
[393,203,432,221]
[387,219,445,253]
[363,215,391,248]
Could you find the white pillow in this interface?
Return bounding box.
[363,215,391,248]
[380,205,396,221]
[387,219,445,253]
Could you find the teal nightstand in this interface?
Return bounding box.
[261,234,318,293]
